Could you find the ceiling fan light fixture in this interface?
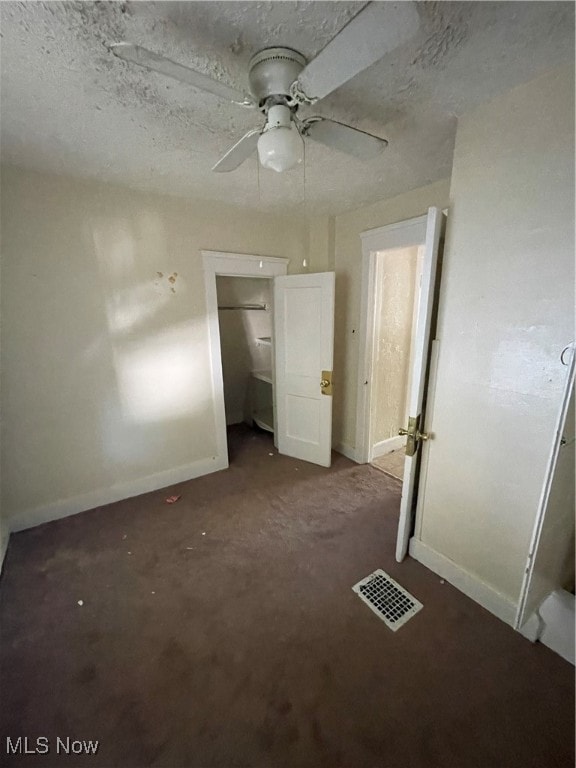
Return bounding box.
[113,4,419,176]
[257,105,303,173]
[257,126,303,173]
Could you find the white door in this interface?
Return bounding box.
[396,207,445,562]
[274,272,335,467]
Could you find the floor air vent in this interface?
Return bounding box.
[352,569,423,631]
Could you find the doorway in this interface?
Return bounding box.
[355,208,445,561]
[369,244,424,479]
[216,275,274,436]
[202,251,289,469]
[203,251,336,469]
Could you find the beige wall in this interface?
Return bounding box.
[307,216,335,272]
[415,64,575,605]
[332,179,451,451]
[0,519,6,571]
[372,246,420,446]
[0,165,450,536]
[0,166,307,530]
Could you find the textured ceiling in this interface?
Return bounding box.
[1,1,574,216]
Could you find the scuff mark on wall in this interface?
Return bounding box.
[154,271,178,293]
[153,270,179,295]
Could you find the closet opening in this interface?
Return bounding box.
[216,275,275,460]
[203,250,334,470]
[202,250,289,472]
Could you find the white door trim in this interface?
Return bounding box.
[355,215,428,463]
[202,251,289,467]
[395,207,444,562]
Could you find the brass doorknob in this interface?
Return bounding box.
[399,426,430,440]
[399,415,430,456]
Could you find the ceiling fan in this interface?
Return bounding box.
[111,2,419,173]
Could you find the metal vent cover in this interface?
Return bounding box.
[352,569,423,631]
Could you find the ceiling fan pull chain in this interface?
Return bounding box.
[303,138,307,212]
[257,150,261,204]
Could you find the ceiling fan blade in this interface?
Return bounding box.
[295,2,419,102]
[301,117,387,161]
[212,128,262,172]
[110,43,255,107]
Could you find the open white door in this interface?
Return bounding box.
[396,207,445,562]
[274,272,335,467]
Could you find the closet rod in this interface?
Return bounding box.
[218,303,268,311]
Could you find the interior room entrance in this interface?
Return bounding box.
[369,244,424,480]
[356,207,445,561]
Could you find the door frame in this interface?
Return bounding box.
[202,251,289,468]
[515,341,576,632]
[355,215,428,464]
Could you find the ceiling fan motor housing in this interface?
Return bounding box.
[248,47,306,110]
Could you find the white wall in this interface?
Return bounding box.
[0,166,307,532]
[413,63,575,613]
[332,180,451,453]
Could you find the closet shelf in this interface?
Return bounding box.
[253,407,274,433]
[252,370,272,384]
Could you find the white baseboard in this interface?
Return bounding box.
[409,538,518,626]
[371,435,405,459]
[538,590,575,665]
[334,442,359,463]
[518,612,543,642]
[8,454,229,533]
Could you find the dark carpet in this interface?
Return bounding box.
[0,425,573,768]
